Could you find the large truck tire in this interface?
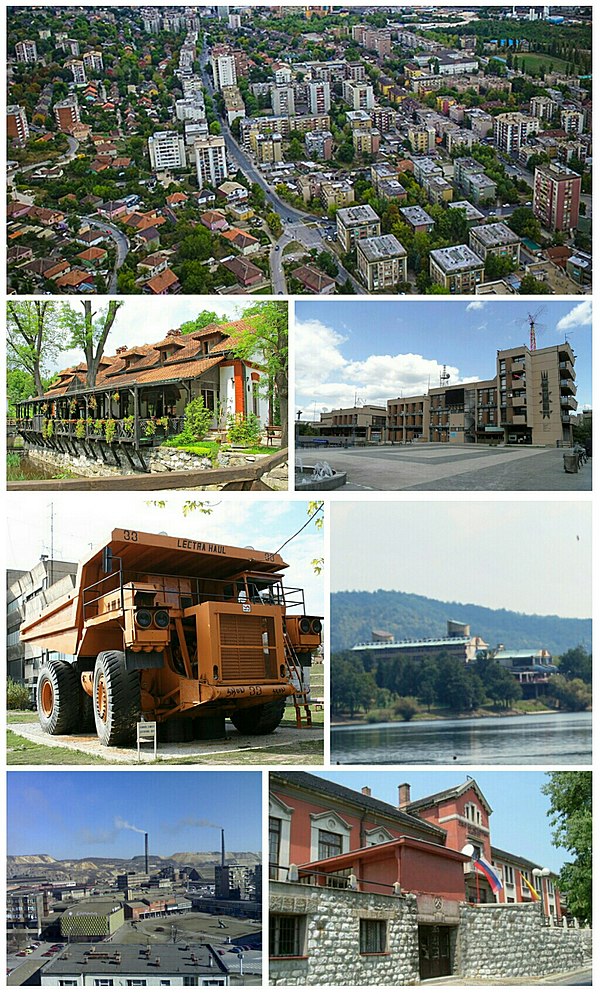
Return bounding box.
[78,690,96,733]
[230,699,286,735]
[37,660,80,735]
[93,650,141,746]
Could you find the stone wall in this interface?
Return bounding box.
[270,884,592,986]
[270,883,420,986]
[22,444,288,488]
[457,904,592,979]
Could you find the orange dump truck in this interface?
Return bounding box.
[20,528,321,747]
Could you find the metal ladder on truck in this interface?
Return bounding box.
[283,633,313,728]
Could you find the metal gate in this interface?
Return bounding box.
[418,924,452,980]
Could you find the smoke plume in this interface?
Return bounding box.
[115,816,146,835]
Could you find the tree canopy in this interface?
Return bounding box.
[7,301,65,396]
[542,772,592,923]
[233,301,288,445]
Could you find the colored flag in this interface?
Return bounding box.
[473,854,503,894]
[520,871,541,901]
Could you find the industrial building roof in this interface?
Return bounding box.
[41,943,228,979]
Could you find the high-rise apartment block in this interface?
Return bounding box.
[7,105,29,144]
[54,94,81,133]
[342,80,374,111]
[194,134,228,187]
[148,131,187,171]
[15,39,38,62]
[211,51,237,89]
[307,80,331,115]
[83,50,104,73]
[271,84,295,117]
[493,112,539,153]
[533,162,581,232]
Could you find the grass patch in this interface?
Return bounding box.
[7,730,107,766]
[282,240,303,256]
[519,53,571,74]
[222,444,280,455]
[7,710,37,725]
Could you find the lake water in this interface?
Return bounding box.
[331,711,592,766]
[7,452,78,482]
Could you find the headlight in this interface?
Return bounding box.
[299,617,311,634]
[135,609,152,629]
[310,619,322,635]
[154,610,170,629]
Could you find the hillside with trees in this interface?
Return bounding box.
[331,589,591,656]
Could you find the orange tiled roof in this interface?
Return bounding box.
[41,319,255,399]
[55,269,94,288]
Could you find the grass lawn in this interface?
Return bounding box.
[7,729,107,765]
[519,52,571,74]
[6,710,36,724]
[282,240,303,256]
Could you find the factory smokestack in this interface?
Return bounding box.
[221,828,225,868]
[144,833,149,875]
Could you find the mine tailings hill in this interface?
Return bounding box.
[332,590,592,657]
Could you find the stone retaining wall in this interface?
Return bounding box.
[22,444,287,488]
[457,903,592,979]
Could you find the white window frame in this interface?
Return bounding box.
[269,793,294,881]
[364,826,395,846]
[309,810,352,862]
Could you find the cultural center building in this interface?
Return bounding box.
[269,772,590,985]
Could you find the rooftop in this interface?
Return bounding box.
[430,243,484,273]
[399,204,435,226]
[357,234,407,262]
[471,222,521,247]
[352,636,476,651]
[41,943,227,979]
[451,200,485,222]
[337,204,380,224]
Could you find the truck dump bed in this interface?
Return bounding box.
[21,527,289,655]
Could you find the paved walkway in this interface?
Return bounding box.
[423,962,592,985]
[296,445,592,492]
[12,720,322,764]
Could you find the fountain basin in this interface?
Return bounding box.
[295,466,347,491]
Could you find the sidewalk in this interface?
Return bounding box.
[421,961,592,985]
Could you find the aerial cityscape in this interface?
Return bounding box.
[6,4,592,296]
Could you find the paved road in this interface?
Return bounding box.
[296,444,592,492]
[201,56,365,293]
[81,214,130,292]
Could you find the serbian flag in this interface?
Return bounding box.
[520,872,541,901]
[473,854,503,894]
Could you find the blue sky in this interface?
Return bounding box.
[294,299,592,418]
[6,494,324,616]
[317,771,568,872]
[7,771,262,859]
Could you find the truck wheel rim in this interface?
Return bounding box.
[96,675,108,723]
[40,679,54,717]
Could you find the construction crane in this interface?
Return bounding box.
[523,306,546,351]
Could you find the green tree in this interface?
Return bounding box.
[7,301,65,396]
[60,300,123,388]
[542,772,591,923]
[180,310,227,335]
[547,675,591,711]
[558,646,592,684]
[481,662,522,707]
[233,301,288,444]
[184,396,214,441]
[7,677,31,710]
[519,274,552,295]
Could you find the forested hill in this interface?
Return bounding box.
[331,590,591,657]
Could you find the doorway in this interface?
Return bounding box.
[418,924,453,979]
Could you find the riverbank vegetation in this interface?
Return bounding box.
[331,646,592,722]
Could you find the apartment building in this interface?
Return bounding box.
[353,127,380,156]
[67,59,87,85]
[533,162,582,232]
[342,80,374,111]
[194,134,228,187]
[408,125,436,154]
[530,94,556,120]
[493,112,539,153]
[357,234,408,291]
[304,129,333,160]
[15,39,38,62]
[211,51,237,89]
[83,50,104,73]
[7,888,50,930]
[7,104,29,144]
[560,107,585,134]
[148,131,187,171]
[336,204,381,252]
[222,84,245,125]
[320,181,355,210]
[469,222,522,267]
[429,244,485,293]
[399,204,435,233]
[253,132,283,164]
[387,340,577,446]
[307,80,331,114]
[40,943,229,986]
[53,94,81,133]
[271,83,295,117]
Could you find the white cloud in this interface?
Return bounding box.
[466,301,486,311]
[556,300,592,332]
[295,319,475,412]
